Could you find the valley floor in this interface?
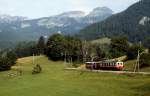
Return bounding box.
[0,56,150,96]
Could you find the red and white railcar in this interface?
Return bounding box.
[86,60,124,70]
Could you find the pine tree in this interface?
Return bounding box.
[37,36,45,55]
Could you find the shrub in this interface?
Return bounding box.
[32,64,42,74]
[0,51,17,71]
[140,53,150,68]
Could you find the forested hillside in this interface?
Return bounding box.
[78,0,150,44]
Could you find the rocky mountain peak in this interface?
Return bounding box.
[87,7,113,17]
[57,11,86,18]
[0,14,28,23]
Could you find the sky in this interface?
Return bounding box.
[0,0,140,19]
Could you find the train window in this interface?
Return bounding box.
[112,63,114,66]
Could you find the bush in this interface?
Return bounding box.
[0,57,11,71]
[32,64,42,74]
[0,51,17,71]
[140,53,150,68]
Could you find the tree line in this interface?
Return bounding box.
[0,34,150,71]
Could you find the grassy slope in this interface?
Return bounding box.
[91,37,111,45]
[0,56,150,96]
[124,60,150,72]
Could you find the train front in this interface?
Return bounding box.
[115,61,124,70]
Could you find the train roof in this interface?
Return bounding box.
[86,62,101,63]
[85,60,123,64]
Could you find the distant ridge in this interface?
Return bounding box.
[0,7,113,48]
[78,0,150,43]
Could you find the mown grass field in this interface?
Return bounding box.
[0,56,150,96]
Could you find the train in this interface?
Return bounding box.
[85,60,124,70]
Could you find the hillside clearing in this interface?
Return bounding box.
[91,37,111,45]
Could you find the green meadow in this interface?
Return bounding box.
[0,56,149,96]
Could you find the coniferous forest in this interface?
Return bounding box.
[78,0,150,46]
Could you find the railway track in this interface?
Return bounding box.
[65,68,150,75]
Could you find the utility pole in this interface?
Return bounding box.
[138,50,140,72]
[134,41,142,72]
[134,49,140,72]
[82,40,87,63]
[70,53,72,67]
[33,53,35,65]
[64,52,67,68]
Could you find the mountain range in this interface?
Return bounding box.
[78,0,150,44]
[0,7,113,44]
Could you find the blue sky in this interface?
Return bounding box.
[0,0,139,19]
